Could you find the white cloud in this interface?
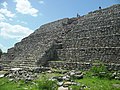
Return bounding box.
[0,22,33,40]
[0,8,15,18]
[38,0,44,4]
[0,13,6,21]
[1,2,8,8]
[0,2,15,22]
[9,18,13,21]
[21,21,28,24]
[17,20,28,25]
[14,0,39,16]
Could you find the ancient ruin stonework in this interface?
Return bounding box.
[0,4,120,70]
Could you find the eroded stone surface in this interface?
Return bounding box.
[0,4,120,70]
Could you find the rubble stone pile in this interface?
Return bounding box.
[0,68,37,81]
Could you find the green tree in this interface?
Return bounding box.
[0,49,2,58]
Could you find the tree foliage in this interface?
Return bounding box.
[0,49,2,58]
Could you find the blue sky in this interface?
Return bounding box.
[0,0,120,52]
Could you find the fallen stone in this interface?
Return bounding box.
[115,76,120,80]
[5,68,37,81]
[62,75,70,81]
[0,74,4,78]
[58,86,69,90]
[73,74,83,79]
[112,84,120,88]
[47,70,52,73]
[57,82,63,86]
[63,81,72,87]
[10,68,22,71]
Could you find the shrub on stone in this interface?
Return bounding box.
[90,61,110,78]
[38,77,57,90]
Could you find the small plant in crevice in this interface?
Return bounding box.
[90,61,111,79]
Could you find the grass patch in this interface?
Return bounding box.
[71,61,120,90]
[38,72,62,79]
[0,76,120,90]
[0,65,120,90]
[74,77,120,90]
[0,78,21,90]
[37,77,57,90]
[0,73,59,90]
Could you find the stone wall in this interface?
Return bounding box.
[0,4,120,70]
[48,61,120,71]
[56,4,120,64]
